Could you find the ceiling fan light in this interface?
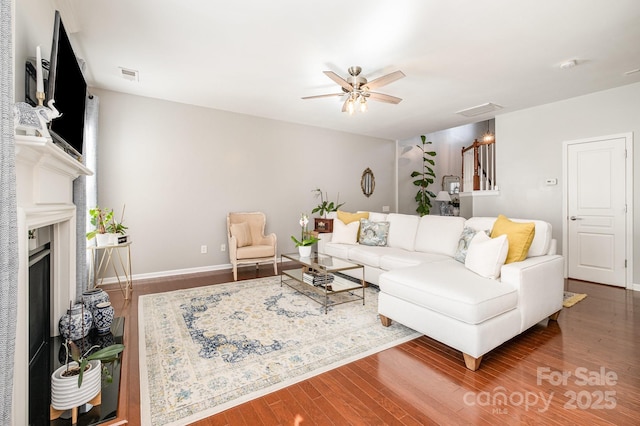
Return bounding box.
[360,97,368,113]
[347,99,355,115]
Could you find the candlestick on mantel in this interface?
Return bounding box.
[36,45,45,106]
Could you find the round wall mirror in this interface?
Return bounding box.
[361,168,375,197]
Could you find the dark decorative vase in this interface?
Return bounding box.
[82,288,110,328]
[58,304,92,340]
[93,302,115,334]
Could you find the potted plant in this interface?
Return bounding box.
[311,188,345,232]
[86,207,114,246]
[106,205,128,244]
[291,213,319,257]
[51,340,125,413]
[410,135,437,216]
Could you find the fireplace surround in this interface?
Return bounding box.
[14,135,92,425]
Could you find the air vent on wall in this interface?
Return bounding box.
[456,102,503,117]
[119,67,139,82]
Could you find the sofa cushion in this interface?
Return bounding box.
[379,260,518,325]
[331,219,359,244]
[465,217,552,258]
[359,219,390,246]
[490,215,535,263]
[380,251,450,270]
[465,233,509,279]
[386,213,420,251]
[324,241,351,259]
[347,245,391,268]
[414,215,466,256]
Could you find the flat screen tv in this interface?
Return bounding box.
[47,10,87,157]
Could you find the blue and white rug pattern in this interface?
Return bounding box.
[139,276,420,426]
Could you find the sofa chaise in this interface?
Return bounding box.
[317,212,564,370]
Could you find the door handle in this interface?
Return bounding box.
[570,216,582,221]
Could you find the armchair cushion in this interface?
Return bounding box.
[230,222,252,247]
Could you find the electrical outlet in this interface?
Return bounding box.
[221,243,226,252]
[200,245,208,254]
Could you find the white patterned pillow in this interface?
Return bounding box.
[359,219,390,246]
[454,226,478,263]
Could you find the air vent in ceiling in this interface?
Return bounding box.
[119,67,139,82]
[456,102,503,117]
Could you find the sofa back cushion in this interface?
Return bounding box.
[465,217,552,257]
[415,215,466,256]
[386,213,420,251]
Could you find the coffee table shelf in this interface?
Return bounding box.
[281,252,365,314]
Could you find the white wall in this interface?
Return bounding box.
[93,89,395,277]
[473,82,639,286]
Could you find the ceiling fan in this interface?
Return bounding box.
[302,66,405,114]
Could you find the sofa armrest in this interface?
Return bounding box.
[500,255,565,332]
[317,232,333,254]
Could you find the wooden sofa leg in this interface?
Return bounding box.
[463,353,483,371]
[549,310,561,321]
[379,314,392,327]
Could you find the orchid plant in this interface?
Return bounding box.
[291,213,320,247]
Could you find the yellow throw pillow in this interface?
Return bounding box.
[337,210,369,224]
[230,222,252,248]
[490,214,535,263]
[337,211,369,241]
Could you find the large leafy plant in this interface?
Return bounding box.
[410,135,437,216]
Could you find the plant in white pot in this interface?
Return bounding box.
[86,207,113,246]
[51,340,125,421]
[291,213,319,257]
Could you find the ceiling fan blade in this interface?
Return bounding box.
[368,92,403,104]
[302,93,344,100]
[364,70,405,91]
[324,71,353,92]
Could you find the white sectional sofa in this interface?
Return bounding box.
[317,212,564,370]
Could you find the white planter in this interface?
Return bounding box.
[51,360,102,411]
[298,245,312,257]
[95,233,111,246]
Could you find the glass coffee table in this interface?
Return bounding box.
[281,252,365,314]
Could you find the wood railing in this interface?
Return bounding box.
[462,138,496,191]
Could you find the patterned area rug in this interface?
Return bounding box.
[563,291,587,308]
[139,276,420,425]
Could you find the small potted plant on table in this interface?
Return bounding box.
[291,213,319,257]
[311,188,344,233]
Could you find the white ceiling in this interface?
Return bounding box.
[58,0,640,140]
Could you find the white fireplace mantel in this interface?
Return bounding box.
[13,134,93,426]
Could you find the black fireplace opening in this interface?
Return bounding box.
[28,242,51,426]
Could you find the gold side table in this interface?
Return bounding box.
[88,240,133,299]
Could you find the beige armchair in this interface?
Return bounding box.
[227,212,278,281]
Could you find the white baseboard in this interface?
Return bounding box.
[632,282,640,292]
[97,263,232,285]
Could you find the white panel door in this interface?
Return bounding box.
[567,137,626,286]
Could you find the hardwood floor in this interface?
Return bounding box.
[103,266,640,425]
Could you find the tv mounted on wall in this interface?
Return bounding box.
[47,10,87,158]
